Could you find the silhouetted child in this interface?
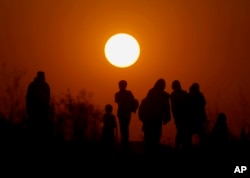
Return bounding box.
[210,113,229,148]
[101,104,117,149]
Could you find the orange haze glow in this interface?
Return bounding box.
[0,0,250,144]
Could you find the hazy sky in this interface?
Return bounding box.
[0,0,250,142]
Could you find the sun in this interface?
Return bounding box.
[104,33,140,68]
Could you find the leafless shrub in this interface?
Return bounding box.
[0,62,26,123]
[53,89,103,143]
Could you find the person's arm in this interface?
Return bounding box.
[130,91,135,100]
[163,94,171,124]
[129,91,136,112]
[114,127,118,141]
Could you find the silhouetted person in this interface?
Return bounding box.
[115,80,135,150]
[189,83,207,147]
[26,71,51,143]
[210,113,229,149]
[101,104,117,150]
[170,80,192,150]
[139,79,171,154]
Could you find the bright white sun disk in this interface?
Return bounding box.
[104,33,140,68]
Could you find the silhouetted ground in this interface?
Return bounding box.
[1,140,249,177]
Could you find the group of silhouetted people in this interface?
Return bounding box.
[107,78,231,155]
[23,71,231,154]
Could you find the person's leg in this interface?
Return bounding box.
[175,130,181,149]
[198,125,206,148]
[181,126,192,151]
[119,116,129,150]
[175,123,183,150]
[143,127,156,156]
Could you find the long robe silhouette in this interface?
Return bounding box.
[26,71,51,143]
[139,79,171,153]
[170,80,192,150]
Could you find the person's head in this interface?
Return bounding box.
[105,104,113,113]
[189,83,200,93]
[118,80,127,91]
[36,71,45,82]
[154,78,166,91]
[172,80,181,91]
[217,112,227,123]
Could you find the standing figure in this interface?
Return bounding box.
[189,83,207,147]
[101,104,117,150]
[170,80,192,150]
[210,112,229,148]
[26,71,51,143]
[115,80,135,150]
[138,79,171,154]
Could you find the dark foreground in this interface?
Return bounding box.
[0,140,249,177]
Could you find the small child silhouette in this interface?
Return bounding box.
[211,112,229,148]
[101,104,118,149]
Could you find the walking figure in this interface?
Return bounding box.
[170,80,192,150]
[115,80,136,150]
[101,104,117,149]
[138,79,171,154]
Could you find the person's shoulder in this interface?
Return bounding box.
[27,81,36,90]
[199,92,205,96]
[180,90,188,96]
[115,91,120,98]
[125,90,134,97]
[115,91,121,95]
[146,88,154,97]
[170,91,176,96]
[43,81,49,86]
[103,113,110,119]
[126,90,133,94]
[29,80,36,86]
[163,91,170,96]
[111,114,116,119]
[182,89,188,94]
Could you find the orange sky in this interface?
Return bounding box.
[0,0,250,143]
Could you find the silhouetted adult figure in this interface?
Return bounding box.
[139,79,171,155]
[189,83,207,147]
[101,104,117,151]
[115,80,135,151]
[26,71,51,144]
[170,80,192,150]
[210,113,229,149]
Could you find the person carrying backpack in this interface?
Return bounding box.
[138,79,171,154]
[115,80,137,151]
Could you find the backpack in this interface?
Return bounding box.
[138,98,151,122]
[131,99,139,113]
